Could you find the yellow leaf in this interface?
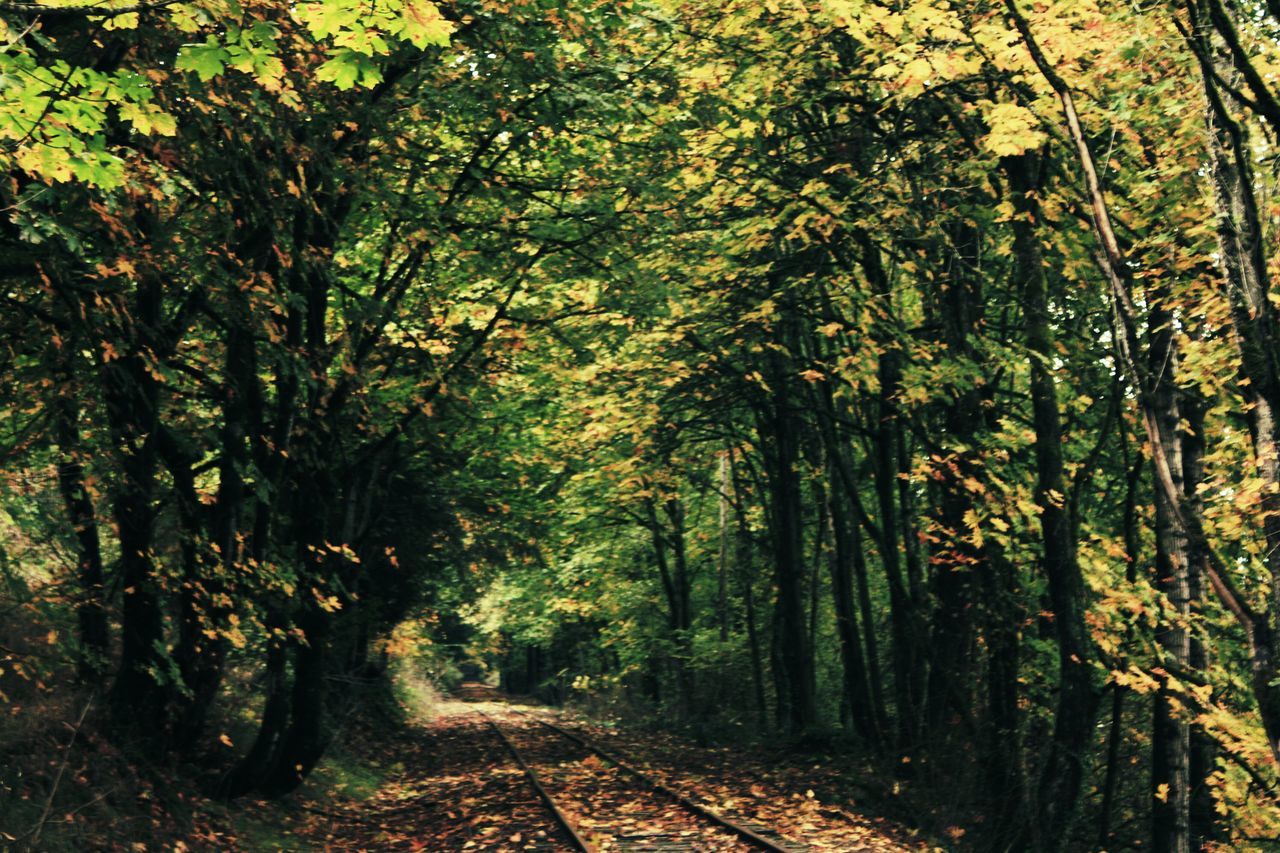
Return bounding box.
[982,102,1047,158]
[400,0,454,48]
[820,0,862,27]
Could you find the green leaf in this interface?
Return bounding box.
[316,50,382,90]
[175,42,230,82]
[119,101,178,136]
[295,0,361,40]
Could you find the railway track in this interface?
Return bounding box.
[479,707,808,852]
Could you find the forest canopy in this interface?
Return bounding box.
[3,0,1280,850]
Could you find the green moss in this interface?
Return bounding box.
[302,744,388,803]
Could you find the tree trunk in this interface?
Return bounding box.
[806,330,891,741]
[1007,152,1095,848]
[103,277,170,742]
[850,500,891,741]
[924,220,986,746]
[826,483,879,747]
[1181,391,1218,848]
[218,634,289,798]
[1148,283,1191,853]
[760,376,817,734]
[743,563,769,730]
[646,495,694,719]
[1009,0,1280,770]
[52,377,109,682]
[665,496,696,720]
[261,607,333,796]
[873,348,923,751]
[1099,449,1144,848]
[177,298,261,747]
[854,232,924,752]
[1189,4,1280,763]
[732,462,770,729]
[718,452,731,642]
[161,430,223,751]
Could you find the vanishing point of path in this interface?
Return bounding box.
[292,685,928,852]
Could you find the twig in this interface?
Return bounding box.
[60,786,117,820]
[27,695,93,846]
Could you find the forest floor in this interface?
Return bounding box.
[1,679,943,850]
[273,685,937,852]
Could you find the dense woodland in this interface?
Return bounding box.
[2,0,1280,849]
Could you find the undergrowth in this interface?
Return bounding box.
[0,611,443,852]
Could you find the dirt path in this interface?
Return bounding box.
[290,691,933,852]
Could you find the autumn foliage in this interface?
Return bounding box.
[2,0,1280,850]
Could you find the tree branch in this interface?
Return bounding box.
[0,0,178,16]
[0,0,180,15]
[1006,0,1263,637]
